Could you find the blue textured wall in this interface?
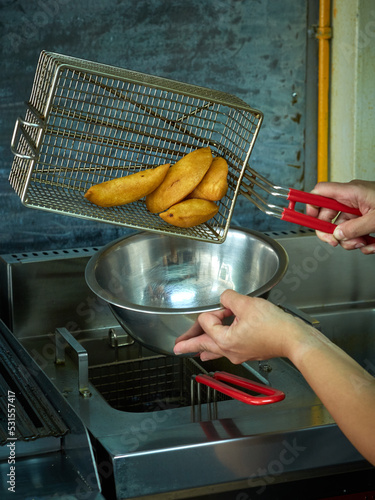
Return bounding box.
[0,0,318,253]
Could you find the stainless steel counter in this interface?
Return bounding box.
[1,229,374,499]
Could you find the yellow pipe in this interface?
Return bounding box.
[316,0,332,183]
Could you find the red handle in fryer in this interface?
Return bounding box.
[194,371,285,406]
[281,188,375,245]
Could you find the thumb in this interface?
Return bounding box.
[333,211,375,241]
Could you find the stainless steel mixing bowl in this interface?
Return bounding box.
[85,228,288,355]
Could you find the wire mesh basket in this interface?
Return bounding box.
[10,51,263,243]
[88,354,228,419]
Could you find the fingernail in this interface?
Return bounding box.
[333,227,345,241]
[355,243,365,249]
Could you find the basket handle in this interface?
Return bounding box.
[11,116,43,160]
[195,371,285,406]
[281,206,375,245]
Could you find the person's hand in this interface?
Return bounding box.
[173,289,310,363]
[306,180,375,254]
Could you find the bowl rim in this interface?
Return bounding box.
[85,227,289,315]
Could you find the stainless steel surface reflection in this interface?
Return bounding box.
[85,228,288,355]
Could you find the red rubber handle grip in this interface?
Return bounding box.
[287,188,362,215]
[281,207,375,245]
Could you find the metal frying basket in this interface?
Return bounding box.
[10,51,263,243]
[88,354,227,420]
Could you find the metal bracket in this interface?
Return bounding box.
[55,327,92,398]
[315,26,332,40]
[309,24,332,40]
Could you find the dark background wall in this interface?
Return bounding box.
[0,0,318,253]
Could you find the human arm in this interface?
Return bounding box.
[305,179,375,254]
[173,289,375,465]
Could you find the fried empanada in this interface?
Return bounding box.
[159,198,219,228]
[188,156,228,201]
[84,163,170,207]
[145,147,213,213]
